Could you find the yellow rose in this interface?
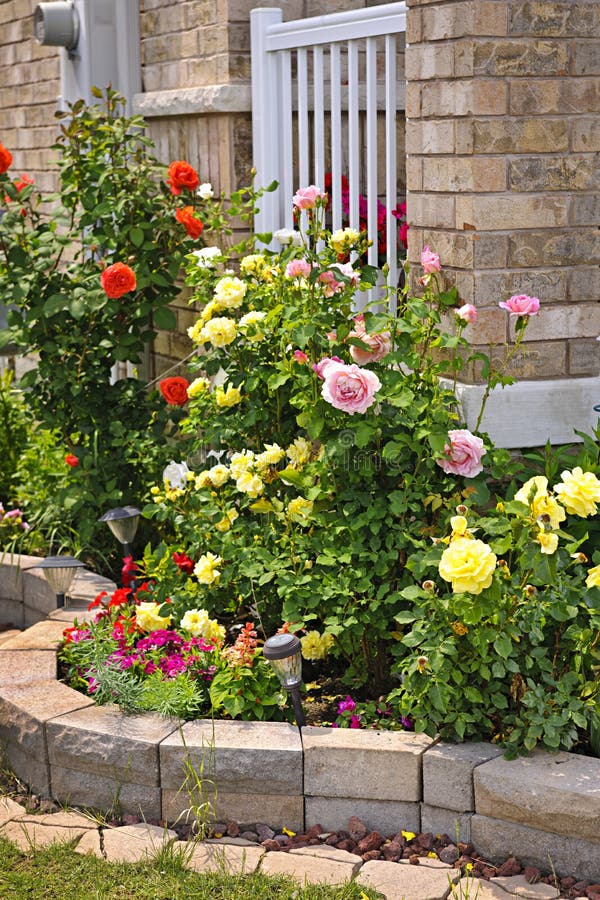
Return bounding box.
[229,450,255,479]
[198,317,238,348]
[287,497,314,523]
[515,476,566,529]
[236,471,264,498]
[180,608,225,644]
[194,552,223,585]
[213,275,247,308]
[195,471,212,490]
[586,564,600,588]
[449,515,471,541]
[256,443,286,467]
[537,530,558,555]
[438,537,497,595]
[187,376,211,399]
[135,602,172,632]
[286,436,311,468]
[215,509,239,532]
[553,467,600,518]
[215,384,243,408]
[301,630,334,660]
[330,227,360,254]
[199,299,222,322]
[207,464,230,487]
[239,310,266,341]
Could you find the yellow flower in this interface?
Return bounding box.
[230,450,255,479]
[215,509,239,532]
[197,317,238,348]
[586,564,600,588]
[287,496,314,523]
[180,608,225,644]
[195,471,213,490]
[286,436,311,468]
[256,443,286,467]
[330,227,360,254]
[135,602,172,632]
[194,552,223,585]
[213,275,247,308]
[215,384,243,408]
[207,464,230,487]
[165,487,185,502]
[150,485,161,495]
[240,254,276,282]
[451,621,468,636]
[239,310,266,341]
[449,515,472,541]
[537,529,558,555]
[236,471,264,498]
[281,827,296,837]
[554,467,600,518]
[199,299,222,322]
[438,537,497,595]
[300,631,335,660]
[187,376,211,399]
[401,831,416,841]
[515,475,566,529]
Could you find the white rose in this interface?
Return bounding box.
[197,182,214,200]
[273,227,301,247]
[191,246,221,268]
[162,460,190,490]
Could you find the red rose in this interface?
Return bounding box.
[398,221,409,249]
[65,453,79,467]
[159,376,189,406]
[167,160,200,196]
[175,206,204,239]
[0,143,13,174]
[173,551,195,574]
[101,262,137,299]
[15,173,34,192]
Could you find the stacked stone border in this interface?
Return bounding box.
[1,554,599,881]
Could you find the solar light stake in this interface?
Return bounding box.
[263,633,306,728]
[32,556,85,608]
[98,506,141,590]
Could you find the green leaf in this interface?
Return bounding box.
[130,226,145,247]
[153,306,177,330]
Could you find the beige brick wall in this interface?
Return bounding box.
[406,0,600,381]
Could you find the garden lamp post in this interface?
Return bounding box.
[98,506,141,559]
[263,633,306,727]
[33,556,85,608]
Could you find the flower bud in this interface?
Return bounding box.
[416,655,429,674]
[456,504,468,515]
[422,580,435,592]
[524,584,536,596]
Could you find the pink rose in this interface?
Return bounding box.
[333,262,360,286]
[457,303,477,325]
[421,246,441,274]
[292,185,328,210]
[319,270,343,297]
[293,350,309,364]
[285,259,312,279]
[321,362,381,414]
[348,316,391,366]
[313,356,343,379]
[437,429,485,478]
[499,294,540,317]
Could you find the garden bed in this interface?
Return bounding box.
[1,554,600,883]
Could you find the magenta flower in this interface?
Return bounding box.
[337,695,356,714]
[349,715,362,729]
[293,350,309,364]
[292,185,327,210]
[321,361,381,414]
[456,304,477,325]
[499,294,540,317]
[421,246,441,274]
[437,429,485,479]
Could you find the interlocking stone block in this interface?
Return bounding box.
[76,823,178,862]
[0,600,24,629]
[291,845,363,865]
[423,741,503,812]
[68,569,116,604]
[0,619,68,651]
[185,841,264,874]
[1,810,95,852]
[50,766,162,820]
[305,796,420,836]
[260,849,360,884]
[162,788,304,832]
[0,796,27,827]
[471,814,600,882]
[48,704,180,786]
[303,726,432,801]
[420,804,473,842]
[0,649,56,685]
[0,554,41,604]
[491,874,559,899]
[474,750,600,842]
[359,859,459,900]
[159,719,303,796]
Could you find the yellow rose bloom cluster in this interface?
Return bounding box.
[239,310,266,342]
[207,464,230,487]
[215,384,243,408]
[240,254,277,282]
[300,630,335,660]
[187,376,211,399]
[229,450,255,479]
[439,537,497,595]
[553,467,600,518]
[213,275,247,308]
[515,475,566,530]
[215,508,239,532]
[286,436,312,469]
[236,470,264,498]
[194,552,223,585]
[180,608,225,644]
[136,602,172,632]
[330,227,360,255]
[256,443,286,467]
[189,316,238,348]
[287,496,314,523]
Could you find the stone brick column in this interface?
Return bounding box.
[405,0,600,447]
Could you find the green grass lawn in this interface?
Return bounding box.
[0,835,383,900]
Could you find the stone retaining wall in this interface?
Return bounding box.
[1,554,599,880]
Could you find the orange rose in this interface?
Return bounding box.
[0,143,13,174]
[159,377,190,406]
[175,206,204,239]
[100,262,137,299]
[167,160,200,196]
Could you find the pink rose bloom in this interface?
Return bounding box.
[292,185,328,210]
[348,316,392,366]
[285,258,312,279]
[437,429,485,478]
[333,262,360,286]
[321,361,381,414]
[319,270,344,297]
[457,303,477,325]
[499,294,540,317]
[421,246,441,274]
[313,356,343,379]
[293,349,308,364]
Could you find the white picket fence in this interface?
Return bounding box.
[250,2,407,293]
